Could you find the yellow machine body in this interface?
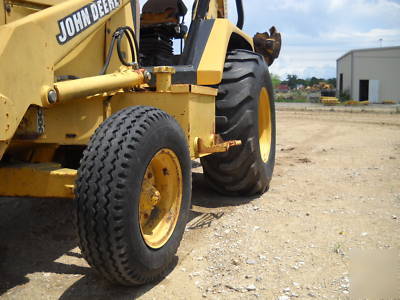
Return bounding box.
[0,0,253,198]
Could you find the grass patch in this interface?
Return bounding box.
[275,99,308,103]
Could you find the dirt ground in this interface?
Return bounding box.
[1,110,399,299]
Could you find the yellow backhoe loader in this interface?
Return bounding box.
[0,0,281,285]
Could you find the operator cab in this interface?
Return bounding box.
[139,0,188,66]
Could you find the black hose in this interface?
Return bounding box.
[100,26,139,75]
[57,27,139,80]
[235,0,244,29]
[99,33,118,75]
[116,26,139,68]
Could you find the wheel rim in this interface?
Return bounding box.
[139,148,183,249]
[258,87,272,163]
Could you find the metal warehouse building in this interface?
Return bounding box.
[336,46,400,103]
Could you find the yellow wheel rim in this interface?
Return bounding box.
[258,88,272,163]
[139,148,182,249]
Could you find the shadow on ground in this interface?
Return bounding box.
[0,170,255,298]
[0,196,175,299]
[59,259,177,300]
[186,171,257,230]
[0,197,83,295]
[191,171,257,208]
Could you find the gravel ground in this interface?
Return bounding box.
[1,110,399,299]
[275,102,400,114]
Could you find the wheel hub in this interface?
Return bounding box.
[258,87,272,162]
[139,148,182,249]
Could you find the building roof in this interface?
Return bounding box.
[337,45,400,62]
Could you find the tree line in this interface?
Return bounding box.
[272,74,337,89]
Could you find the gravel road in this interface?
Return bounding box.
[1,110,399,299]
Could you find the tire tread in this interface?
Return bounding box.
[76,106,185,285]
[201,50,276,196]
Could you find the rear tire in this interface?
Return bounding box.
[75,106,191,285]
[201,50,276,196]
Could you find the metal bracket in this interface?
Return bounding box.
[153,66,176,92]
[194,134,241,157]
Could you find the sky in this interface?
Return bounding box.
[238,0,400,80]
[142,0,400,80]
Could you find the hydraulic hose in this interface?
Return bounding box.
[235,0,244,29]
[100,26,139,75]
[56,27,139,83]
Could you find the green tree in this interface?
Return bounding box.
[309,76,320,86]
[327,78,337,88]
[286,74,298,89]
[271,73,281,88]
[297,78,307,87]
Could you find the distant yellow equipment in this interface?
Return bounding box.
[343,100,369,106]
[321,96,340,105]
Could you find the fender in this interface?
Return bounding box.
[177,18,254,86]
[197,18,253,85]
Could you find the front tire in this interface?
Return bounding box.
[201,50,276,196]
[75,106,191,285]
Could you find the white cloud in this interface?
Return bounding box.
[328,0,347,11]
